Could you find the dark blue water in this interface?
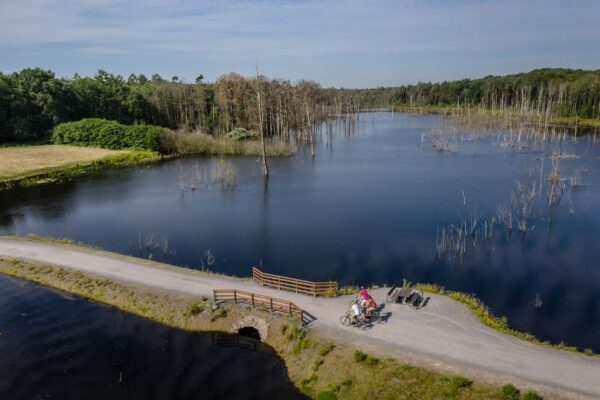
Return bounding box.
[0,275,304,399]
[1,112,599,352]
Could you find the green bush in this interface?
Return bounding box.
[499,384,521,399]
[225,127,258,141]
[316,391,338,400]
[353,350,367,362]
[52,118,166,151]
[365,355,379,366]
[185,302,205,316]
[311,357,324,371]
[319,342,336,356]
[450,375,472,389]
[327,383,341,392]
[522,390,542,400]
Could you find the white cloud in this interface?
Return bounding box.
[0,0,598,86]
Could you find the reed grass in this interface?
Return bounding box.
[161,130,294,157]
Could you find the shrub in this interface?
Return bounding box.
[365,355,379,366]
[312,357,324,371]
[185,302,205,316]
[353,350,367,362]
[522,390,542,400]
[288,325,311,354]
[327,383,341,392]
[319,342,336,356]
[341,378,353,387]
[450,375,472,389]
[225,127,258,141]
[209,306,228,321]
[52,118,166,151]
[499,384,521,399]
[316,391,338,400]
[301,374,318,386]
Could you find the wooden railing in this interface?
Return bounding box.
[213,289,310,324]
[252,267,337,297]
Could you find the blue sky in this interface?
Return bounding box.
[0,0,599,87]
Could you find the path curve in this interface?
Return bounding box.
[1,239,599,399]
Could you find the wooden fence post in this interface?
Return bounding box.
[233,290,237,304]
[289,302,292,316]
[251,293,255,308]
[270,298,273,314]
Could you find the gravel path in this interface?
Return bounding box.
[1,239,598,399]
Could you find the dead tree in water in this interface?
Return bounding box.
[255,67,269,178]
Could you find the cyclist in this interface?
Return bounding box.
[365,295,377,318]
[350,300,361,324]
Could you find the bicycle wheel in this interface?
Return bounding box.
[340,315,351,326]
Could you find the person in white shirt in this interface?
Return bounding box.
[350,301,361,323]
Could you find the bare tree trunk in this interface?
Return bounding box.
[256,67,269,178]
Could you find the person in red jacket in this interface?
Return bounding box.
[365,295,377,318]
[359,287,369,301]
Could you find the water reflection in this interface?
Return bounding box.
[0,112,599,352]
[0,276,305,399]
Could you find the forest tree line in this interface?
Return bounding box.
[1,67,599,143]
[355,68,600,119]
[0,68,359,143]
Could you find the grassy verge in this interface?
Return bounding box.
[390,104,600,128]
[0,257,535,400]
[415,283,597,358]
[0,149,162,190]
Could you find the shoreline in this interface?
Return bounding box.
[0,149,163,191]
[1,236,599,399]
[389,104,600,129]
[6,234,596,359]
[0,138,295,191]
[0,258,509,400]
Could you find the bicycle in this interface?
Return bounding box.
[340,311,367,328]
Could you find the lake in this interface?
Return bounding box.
[1,112,599,352]
[0,275,304,399]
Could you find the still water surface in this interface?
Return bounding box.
[1,112,599,351]
[0,275,304,399]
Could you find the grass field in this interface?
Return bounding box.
[0,145,126,179]
[0,145,161,190]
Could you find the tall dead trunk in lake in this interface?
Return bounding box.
[256,69,269,178]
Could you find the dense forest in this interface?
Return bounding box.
[357,68,600,119]
[0,69,359,143]
[1,67,599,143]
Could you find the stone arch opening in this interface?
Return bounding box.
[231,316,269,341]
[238,326,261,340]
